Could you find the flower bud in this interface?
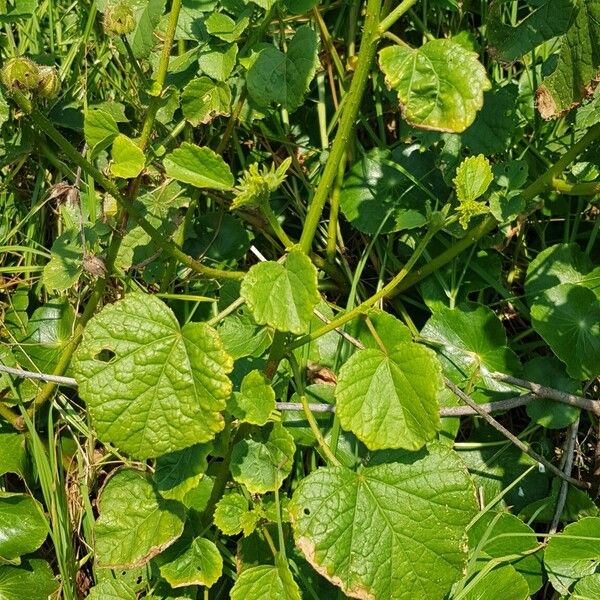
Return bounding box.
[37,66,60,99]
[1,57,40,91]
[103,3,136,36]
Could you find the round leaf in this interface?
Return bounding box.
[72,293,233,459]
[544,517,600,594]
[461,563,530,600]
[181,77,231,125]
[230,563,301,600]
[214,492,249,535]
[0,495,47,561]
[230,423,296,494]
[531,283,600,380]
[94,469,185,568]
[290,443,478,600]
[335,342,443,450]
[241,250,320,335]
[378,39,491,132]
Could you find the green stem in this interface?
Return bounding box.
[552,178,600,195]
[378,0,419,33]
[326,155,346,263]
[290,227,436,350]
[138,0,182,150]
[299,0,382,253]
[262,204,294,249]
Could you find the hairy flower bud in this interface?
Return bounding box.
[103,3,136,36]
[37,66,60,99]
[1,57,41,91]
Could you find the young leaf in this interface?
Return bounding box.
[0,495,48,562]
[290,443,478,600]
[230,423,296,494]
[453,154,493,228]
[214,492,249,535]
[530,283,600,380]
[84,107,119,157]
[378,39,491,132]
[536,0,600,118]
[0,560,59,600]
[110,134,145,179]
[155,534,223,588]
[72,293,233,459]
[246,25,319,112]
[164,142,234,190]
[544,517,600,594]
[181,76,231,125]
[94,469,185,568]
[198,40,238,81]
[229,369,276,425]
[335,342,443,451]
[205,12,249,42]
[241,249,320,335]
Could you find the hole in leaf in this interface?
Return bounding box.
[95,348,116,363]
[136,576,142,584]
[303,508,310,515]
[121,571,127,576]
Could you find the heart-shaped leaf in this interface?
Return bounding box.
[335,342,442,451]
[229,369,276,425]
[230,561,301,600]
[290,443,477,600]
[94,469,185,568]
[241,249,320,335]
[72,293,233,459]
[0,560,58,600]
[379,39,491,132]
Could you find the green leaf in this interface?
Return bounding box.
[461,85,519,155]
[17,298,76,373]
[460,563,530,600]
[284,0,319,14]
[544,517,600,594]
[164,142,234,190]
[421,303,521,396]
[573,574,600,600]
[155,533,223,588]
[453,154,493,227]
[536,0,600,118]
[240,249,320,335]
[214,491,249,535]
[84,107,119,157]
[181,76,231,125]
[335,342,442,451]
[0,560,58,600]
[229,369,276,425]
[0,428,27,479]
[290,443,477,600]
[339,148,443,234]
[110,134,145,179]
[0,495,47,562]
[94,469,185,568]
[379,39,491,132]
[246,26,319,112]
[205,12,249,42]
[523,357,580,429]
[129,0,166,59]
[230,422,296,494]
[468,512,543,594]
[487,0,576,63]
[217,312,272,360]
[154,444,211,501]
[525,243,599,302]
[87,579,137,600]
[42,228,84,292]
[0,89,9,129]
[72,293,233,459]
[531,283,600,380]
[230,562,301,600]
[198,40,238,81]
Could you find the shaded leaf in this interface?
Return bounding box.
[0,495,47,562]
[0,559,58,600]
